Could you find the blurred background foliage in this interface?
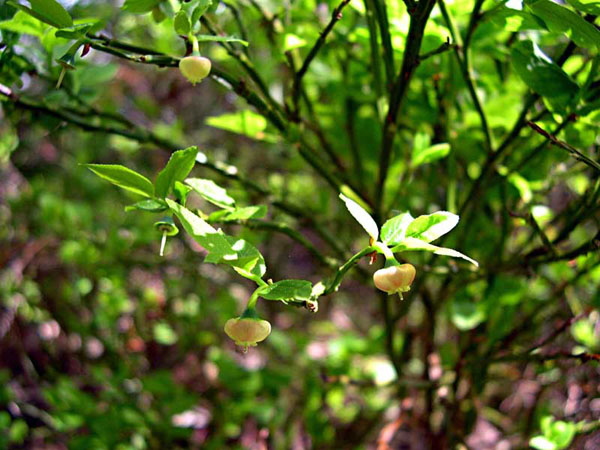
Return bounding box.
[1,0,600,448]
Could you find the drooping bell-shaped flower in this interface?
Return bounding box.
[179,55,211,85]
[224,314,271,351]
[373,263,416,297]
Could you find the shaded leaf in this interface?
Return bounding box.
[527,0,600,50]
[511,40,579,113]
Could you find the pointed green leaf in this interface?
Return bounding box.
[166,200,266,277]
[527,0,600,50]
[380,212,414,245]
[155,146,198,198]
[405,212,459,243]
[196,34,249,46]
[258,280,313,303]
[412,143,451,167]
[186,178,235,209]
[173,10,191,35]
[125,199,167,212]
[192,0,212,23]
[566,0,600,15]
[7,0,72,28]
[339,193,379,240]
[85,164,154,198]
[208,205,267,222]
[122,0,161,14]
[511,40,579,113]
[206,110,275,142]
[392,237,479,267]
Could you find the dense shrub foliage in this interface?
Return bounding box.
[1,0,600,448]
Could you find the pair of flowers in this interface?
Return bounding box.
[225,264,416,349]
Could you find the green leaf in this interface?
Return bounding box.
[259,280,313,303]
[174,10,191,35]
[567,0,600,15]
[186,178,236,209]
[0,11,46,37]
[173,180,192,205]
[154,146,198,198]
[392,237,479,267]
[511,40,579,113]
[196,34,249,46]
[451,299,486,331]
[530,436,557,450]
[405,212,459,243]
[412,143,451,167]
[191,0,212,23]
[548,421,576,449]
[125,199,167,212]
[205,110,276,142]
[85,164,154,198]
[166,200,266,277]
[339,193,378,241]
[283,33,307,52]
[7,0,72,28]
[122,0,161,14]
[54,22,94,39]
[208,205,267,222]
[153,322,178,345]
[527,0,600,50]
[380,212,414,246]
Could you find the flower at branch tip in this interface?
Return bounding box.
[373,263,416,296]
[179,56,211,85]
[224,317,271,350]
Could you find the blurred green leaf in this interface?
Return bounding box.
[153,322,178,345]
[527,0,600,50]
[451,299,486,331]
[7,0,72,28]
[174,10,191,35]
[566,0,600,15]
[206,110,275,141]
[196,34,249,46]
[122,0,161,14]
[412,143,451,167]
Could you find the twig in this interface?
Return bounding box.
[527,121,600,173]
[419,38,455,62]
[375,0,437,221]
[292,0,351,112]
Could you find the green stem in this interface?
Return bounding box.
[325,246,374,295]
